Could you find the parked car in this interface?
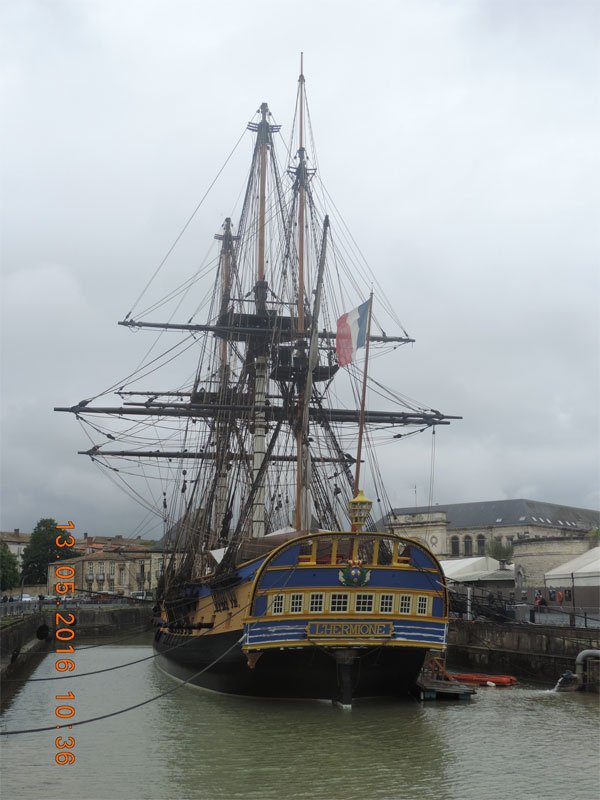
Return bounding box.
[130,591,153,601]
[42,595,58,604]
[73,594,93,603]
[20,594,34,603]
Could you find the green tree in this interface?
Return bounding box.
[486,537,514,564]
[587,527,600,548]
[21,518,82,584]
[0,542,20,591]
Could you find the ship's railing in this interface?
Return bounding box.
[0,600,36,618]
[236,531,437,570]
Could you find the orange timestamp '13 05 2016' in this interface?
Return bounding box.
[53,520,78,765]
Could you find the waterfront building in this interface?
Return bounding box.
[47,549,163,597]
[514,536,599,594]
[381,499,599,561]
[0,529,32,567]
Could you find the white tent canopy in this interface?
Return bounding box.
[440,556,514,583]
[545,547,600,588]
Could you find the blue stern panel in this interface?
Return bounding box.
[244,532,449,652]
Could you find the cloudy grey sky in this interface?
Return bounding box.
[1,0,598,538]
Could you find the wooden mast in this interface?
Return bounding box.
[257,102,268,286]
[213,218,235,546]
[295,55,307,531]
[297,53,306,334]
[353,292,374,496]
[252,102,270,537]
[295,217,329,532]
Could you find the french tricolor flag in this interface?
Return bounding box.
[336,300,370,367]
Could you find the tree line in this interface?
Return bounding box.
[0,518,83,592]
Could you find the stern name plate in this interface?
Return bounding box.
[307,621,393,638]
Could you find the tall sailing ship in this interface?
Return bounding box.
[56,65,459,704]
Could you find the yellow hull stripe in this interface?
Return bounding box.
[243,640,446,652]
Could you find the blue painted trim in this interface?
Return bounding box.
[258,567,443,592]
[244,617,447,646]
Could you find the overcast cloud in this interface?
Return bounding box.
[1,0,598,538]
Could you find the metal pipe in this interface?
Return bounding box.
[575,649,600,683]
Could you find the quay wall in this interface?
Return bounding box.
[5,608,598,685]
[0,614,52,680]
[56,605,153,637]
[1,606,152,680]
[448,620,600,682]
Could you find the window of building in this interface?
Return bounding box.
[464,536,472,556]
[399,594,412,614]
[330,593,349,613]
[109,562,115,576]
[309,593,324,613]
[98,561,105,576]
[290,593,303,614]
[355,594,374,613]
[87,562,94,576]
[118,565,125,585]
[450,536,460,556]
[477,535,486,555]
[417,596,429,615]
[379,594,394,614]
[271,594,284,615]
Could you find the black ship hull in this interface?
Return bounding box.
[154,628,427,701]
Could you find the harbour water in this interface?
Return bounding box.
[1,633,598,800]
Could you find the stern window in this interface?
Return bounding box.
[417,596,429,615]
[379,594,394,614]
[290,593,303,614]
[399,594,412,614]
[309,593,324,613]
[330,593,349,613]
[271,594,284,615]
[355,594,374,613]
